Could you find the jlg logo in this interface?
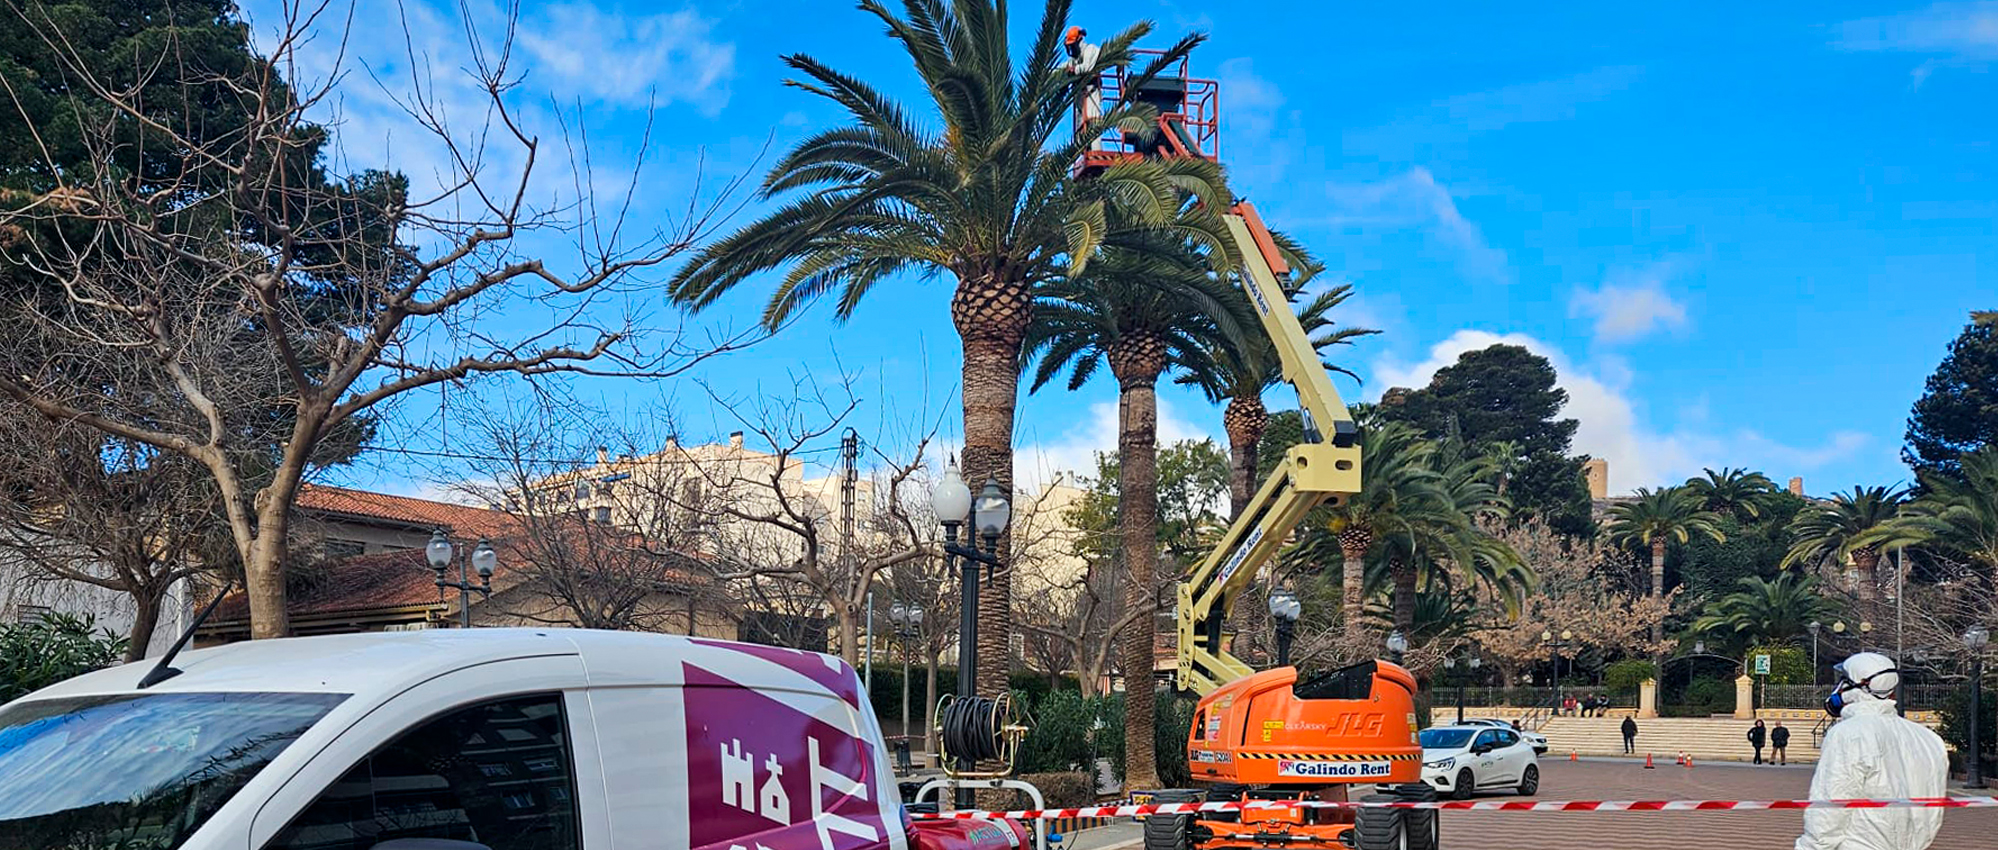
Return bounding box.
[1330,713,1385,737]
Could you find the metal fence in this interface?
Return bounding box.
[1761,683,1954,710]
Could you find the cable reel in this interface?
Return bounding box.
[934,692,1029,778]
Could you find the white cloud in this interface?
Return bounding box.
[1835,2,1998,85]
[1569,262,1690,343]
[1371,330,1867,493]
[1320,168,1510,283]
[515,4,735,115]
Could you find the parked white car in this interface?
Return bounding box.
[1462,717,1549,755]
[1419,725,1540,800]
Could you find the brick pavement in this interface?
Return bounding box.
[1445,759,1991,849]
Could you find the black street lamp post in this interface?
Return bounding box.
[1968,626,1989,789]
[1808,621,1822,687]
[427,530,497,628]
[1268,589,1301,667]
[1444,654,1482,725]
[1541,629,1573,714]
[929,458,1010,809]
[889,601,925,759]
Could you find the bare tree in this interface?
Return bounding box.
[0,411,222,660]
[0,2,754,637]
[446,403,724,633]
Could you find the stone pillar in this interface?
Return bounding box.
[1638,678,1659,719]
[1734,674,1756,719]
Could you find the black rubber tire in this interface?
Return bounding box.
[1351,793,1406,850]
[1143,814,1192,850]
[1451,768,1476,801]
[1517,763,1540,796]
[1393,784,1438,850]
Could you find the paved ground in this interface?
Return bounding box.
[1446,758,1992,849]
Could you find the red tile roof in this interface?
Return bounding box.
[295,484,517,538]
[205,486,713,627]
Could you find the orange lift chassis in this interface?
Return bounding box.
[1067,38,1434,850]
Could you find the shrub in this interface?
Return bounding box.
[1020,771,1095,807]
[0,613,127,703]
[1938,680,1996,779]
[1603,660,1659,697]
[1743,645,1811,685]
[1154,689,1198,787]
[1674,676,1734,716]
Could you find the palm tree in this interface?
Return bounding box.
[1306,423,1450,638]
[1691,573,1837,648]
[1685,467,1779,520]
[1605,486,1726,644]
[668,1,1226,696]
[1023,238,1242,790]
[1176,280,1377,518]
[1782,485,1908,601]
[1483,440,1523,498]
[1377,440,1524,634]
[1872,445,1998,573]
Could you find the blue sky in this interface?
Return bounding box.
[249,0,1997,498]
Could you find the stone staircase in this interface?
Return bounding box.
[1535,716,1824,765]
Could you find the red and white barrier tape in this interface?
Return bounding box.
[911,796,1998,821]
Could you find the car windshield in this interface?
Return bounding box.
[1419,728,1476,749]
[0,691,346,850]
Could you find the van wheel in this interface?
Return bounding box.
[1452,769,1476,800]
[1142,814,1192,850]
[1517,764,1540,796]
[1352,794,1406,850]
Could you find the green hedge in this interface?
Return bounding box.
[0,614,126,703]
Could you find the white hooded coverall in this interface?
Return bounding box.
[1794,687,1948,850]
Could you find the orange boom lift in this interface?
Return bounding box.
[1066,39,1436,850]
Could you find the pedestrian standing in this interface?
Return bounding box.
[1771,722,1790,766]
[1749,719,1768,764]
[1621,715,1638,754]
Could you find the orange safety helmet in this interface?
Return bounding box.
[1064,25,1085,45]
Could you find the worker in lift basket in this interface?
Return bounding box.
[1063,26,1102,150]
[1795,652,1948,850]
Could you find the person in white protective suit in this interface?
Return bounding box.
[1795,651,1949,850]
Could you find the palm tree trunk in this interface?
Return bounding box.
[1118,378,1162,790]
[1851,548,1879,602]
[1391,558,1418,633]
[1222,395,1268,521]
[1339,529,1371,641]
[1650,539,1667,645]
[955,278,1030,698]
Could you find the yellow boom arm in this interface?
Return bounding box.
[1175,201,1362,694]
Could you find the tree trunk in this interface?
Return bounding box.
[1390,558,1417,633]
[246,505,294,640]
[1339,529,1371,641]
[1650,539,1667,645]
[124,583,166,663]
[954,277,1030,699]
[1117,377,1162,790]
[1851,548,1879,601]
[1222,394,1269,520]
[836,602,861,665]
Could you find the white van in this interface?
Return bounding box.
[0,629,1028,850]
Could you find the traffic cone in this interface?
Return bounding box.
[1569,752,1578,762]
[1683,754,1694,769]
[1643,753,1655,769]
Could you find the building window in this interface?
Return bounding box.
[266,693,579,850]
[592,506,612,525]
[573,482,591,501]
[12,604,51,624]
[321,539,366,560]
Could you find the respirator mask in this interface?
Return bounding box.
[1823,665,1899,718]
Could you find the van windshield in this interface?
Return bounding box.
[0,691,346,850]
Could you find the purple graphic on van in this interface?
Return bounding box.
[690,638,864,707]
[684,662,888,850]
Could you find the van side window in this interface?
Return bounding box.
[266,693,579,850]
